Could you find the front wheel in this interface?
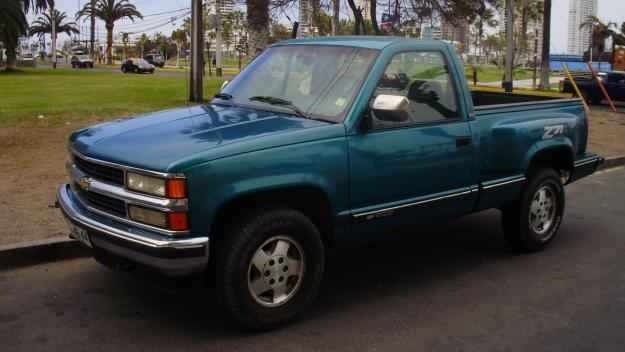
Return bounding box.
[215,205,324,330]
[501,168,565,252]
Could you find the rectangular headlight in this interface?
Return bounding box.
[128,205,167,228]
[127,172,166,197]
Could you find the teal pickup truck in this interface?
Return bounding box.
[58,37,602,330]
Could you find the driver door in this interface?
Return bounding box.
[347,50,475,238]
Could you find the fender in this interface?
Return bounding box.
[521,137,575,175]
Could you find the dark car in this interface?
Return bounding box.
[71,55,93,68]
[561,71,625,104]
[143,54,165,68]
[121,58,155,74]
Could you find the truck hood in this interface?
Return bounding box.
[69,104,330,171]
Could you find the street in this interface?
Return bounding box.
[1,166,624,351]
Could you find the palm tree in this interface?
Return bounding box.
[152,31,166,54]
[171,29,186,67]
[0,0,52,70]
[76,0,142,64]
[538,0,551,90]
[121,31,129,60]
[580,15,617,62]
[29,9,79,53]
[515,0,543,64]
[246,0,269,56]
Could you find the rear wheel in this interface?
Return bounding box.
[134,67,139,73]
[215,205,324,330]
[122,66,126,73]
[501,168,565,252]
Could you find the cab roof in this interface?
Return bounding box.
[273,36,449,50]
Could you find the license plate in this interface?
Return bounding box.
[69,223,92,248]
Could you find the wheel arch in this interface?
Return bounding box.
[208,185,338,259]
[523,143,575,180]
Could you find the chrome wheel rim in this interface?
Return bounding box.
[529,185,556,235]
[247,235,305,307]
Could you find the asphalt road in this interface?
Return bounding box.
[2,167,625,351]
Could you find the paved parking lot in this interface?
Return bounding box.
[1,167,624,351]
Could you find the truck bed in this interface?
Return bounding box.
[471,90,569,109]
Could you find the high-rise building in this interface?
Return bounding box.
[440,18,470,46]
[567,0,598,55]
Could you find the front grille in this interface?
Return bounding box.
[74,155,125,185]
[75,184,127,218]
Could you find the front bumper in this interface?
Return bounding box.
[57,184,209,276]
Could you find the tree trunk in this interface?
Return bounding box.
[246,0,269,57]
[346,0,361,35]
[370,0,379,35]
[520,7,528,63]
[538,0,551,90]
[106,23,114,64]
[5,36,18,70]
[332,0,339,35]
[176,43,181,67]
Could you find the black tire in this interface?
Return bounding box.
[72,64,76,68]
[215,205,325,330]
[134,67,139,73]
[589,97,602,105]
[122,66,126,73]
[501,168,565,252]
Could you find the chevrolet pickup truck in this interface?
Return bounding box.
[561,70,625,104]
[58,37,602,330]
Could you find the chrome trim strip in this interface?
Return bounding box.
[573,158,598,168]
[69,146,185,179]
[69,165,188,212]
[69,183,190,236]
[482,176,526,191]
[58,185,207,249]
[353,188,476,220]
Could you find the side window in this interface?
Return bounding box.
[371,51,459,129]
[609,74,625,84]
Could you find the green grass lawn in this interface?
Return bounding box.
[0,68,227,127]
[463,66,537,83]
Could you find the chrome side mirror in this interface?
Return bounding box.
[372,95,410,122]
[220,80,229,91]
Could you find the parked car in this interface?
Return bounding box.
[18,53,34,62]
[121,58,155,73]
[58,37,601,330]
[71,55,93,68]
[143,53,165,68]
[561,70,625,103]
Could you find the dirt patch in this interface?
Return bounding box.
[0,111,624,246]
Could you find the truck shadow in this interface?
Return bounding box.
[80,209,520,336]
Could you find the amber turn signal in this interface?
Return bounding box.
[166,179,187,199]
[167,212,189,231]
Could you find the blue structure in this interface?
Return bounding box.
[549,54,611,72]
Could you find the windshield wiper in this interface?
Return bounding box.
[249,96,310,120]
[214,92,233,100]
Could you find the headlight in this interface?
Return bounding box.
[127,172,166,197]
[126,172,187,198]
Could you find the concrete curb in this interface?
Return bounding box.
[598,155,625,170]
[0,236,88,270]
[1,154,625,270]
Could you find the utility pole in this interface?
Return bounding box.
[52,3,57,69]
[90,0,95,59]
[190,0,204,102]
[216,0,223,77]
[532,26,538,89]
[503,0,514,92]
[332,0,339,35]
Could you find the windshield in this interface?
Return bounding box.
[215,45,378,122]
[138,59,149,65]
[77,55,89,59]
[153,55,164,61]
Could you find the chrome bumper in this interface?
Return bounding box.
[57,184,209,276]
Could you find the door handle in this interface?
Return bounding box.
[455,136,471,148]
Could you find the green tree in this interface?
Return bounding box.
[28,9,79,53]
[152,31,166,54]
[0,0,52,70]
[171,28,186,67]
[76,0,142,64]
[136,33,152,56]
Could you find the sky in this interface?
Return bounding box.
[26,0,625,54]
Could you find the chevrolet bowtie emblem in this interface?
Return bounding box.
[77,176,92,191]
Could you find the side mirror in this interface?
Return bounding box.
[220,80,229,91]
[371,95,410,122]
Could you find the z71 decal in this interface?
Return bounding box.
[543,124,564,139]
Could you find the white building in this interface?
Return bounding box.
[567,0,598,55]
